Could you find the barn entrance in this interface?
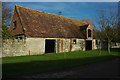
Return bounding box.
[86,40,92,50]
[45,40,55,53]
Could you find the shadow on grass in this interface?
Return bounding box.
[110,48,120,52]
[97,48,119,52]
[2,55,117,78]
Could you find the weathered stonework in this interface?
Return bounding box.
[2,39,29,57]
[26,38,45,55]
[71,39,85,51]
[92,39,98,49]
[2,38,101,57]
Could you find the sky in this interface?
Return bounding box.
[6,2,118,27]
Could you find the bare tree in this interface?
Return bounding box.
[2,2,13,39]
[2,2,12,26]
[96,9,118,54]
[82,18,94,25]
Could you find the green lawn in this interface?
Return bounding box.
[2,48,120,78]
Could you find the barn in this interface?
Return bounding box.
[10,5,98,55]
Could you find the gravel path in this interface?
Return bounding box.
[5,58,120,79]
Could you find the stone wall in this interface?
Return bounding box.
[2,39,29,57]
[26,38,45,55]
[111,42,120,48]
[2,38,99,57]
[58,39,86,52]
[71,39,85,51]
[61,39,71,52]
[2,38,46,57]
[92,39,99,50]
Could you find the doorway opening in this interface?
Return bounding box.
[86,40,92,50]
[45,39,55,53]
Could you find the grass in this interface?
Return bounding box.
[2,48,120,78]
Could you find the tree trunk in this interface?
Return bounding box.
[108,40,111,54]
[99,41,102,56]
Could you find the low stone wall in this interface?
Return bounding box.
[111,42,120,48]
[2,39,29,57]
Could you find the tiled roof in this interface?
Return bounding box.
[15,5,89,38]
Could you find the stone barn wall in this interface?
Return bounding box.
[92,39,99,50]
[2,38,99,57]
[58,39,86,52]
[71,39,85,51]
[26,38,45,55]
[58,39,71,53]
[2,38,46,57]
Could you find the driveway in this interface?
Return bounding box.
[5,58,120,79]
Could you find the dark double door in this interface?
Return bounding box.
[45,40,55,53]
[86,40,92,50]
